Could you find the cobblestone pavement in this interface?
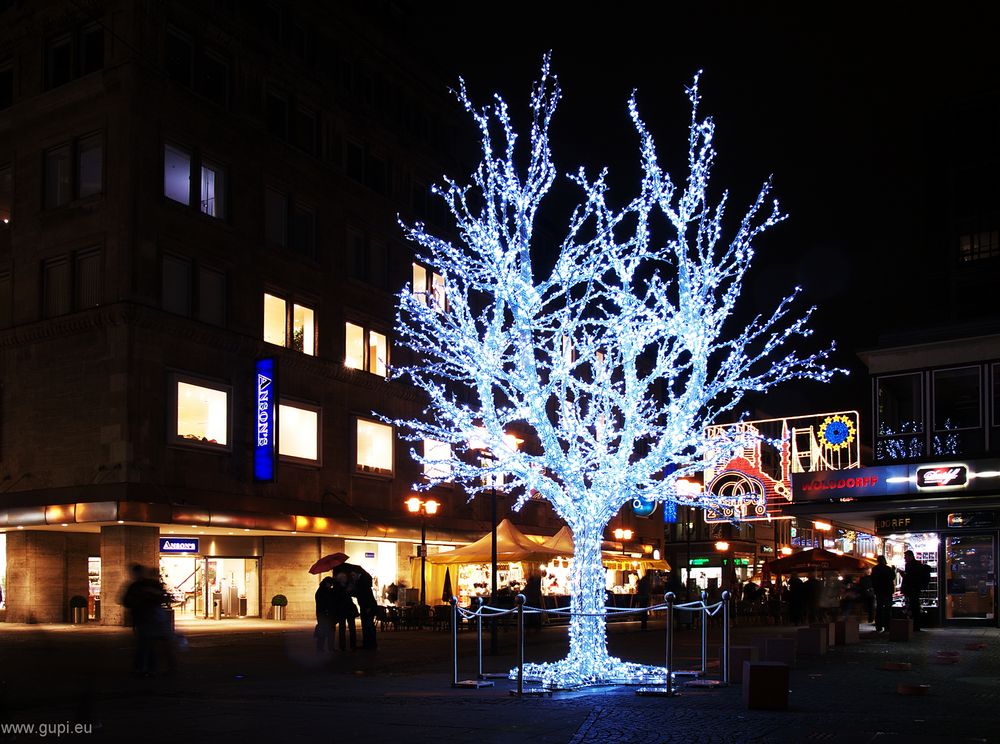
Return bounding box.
[1,618,998,743]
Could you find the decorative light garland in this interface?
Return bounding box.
[390,55,840,687]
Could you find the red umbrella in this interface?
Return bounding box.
[309,552,349,574]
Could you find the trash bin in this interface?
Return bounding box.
[273,605,286,621]
[71,607,86,624]
[213,600,222,620]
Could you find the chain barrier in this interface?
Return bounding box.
[447,589,733,695]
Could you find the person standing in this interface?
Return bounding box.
[901,550,930,631]
[331,573,358,650]
[870,556,896,633]
[314,577,335,653]
[635,571,651,631]
[337,563,377,650]
[121,564,171,676]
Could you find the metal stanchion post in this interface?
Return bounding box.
[476,596,484,679]
[515,594,525,697]
[721,590,731,686]
[453,596,494,689]
[700,590,708,676]
[450,597,459,687]
[666,592,675,694]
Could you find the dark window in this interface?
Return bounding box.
[162,254,192,316]
[197,51,229,107]
[291,203,316,259]
[934,367,981,430]
[42,257,71,317]
[0,164,10,225]
[346,141,364,182]
[165,28,194,87]
[199,159,227,219]
[959,229,1000,262]
[263,1,283,45]
[411,179,428,219]
[45,35,73,89]
[0,271,11,328]
[45,25,103,89]
[75,248,102,309]
[264,188,287,248]
[369,241,387,289]
[292,106,317,155]
[0,63,12,110]
[367,154,387,195]
[265,90,288,139]
[197,265,226,326]
[79,23,104,76]
[348,229,367,281]
[44,144,72,209]
[291,22,310,61]
[77,134,103,199]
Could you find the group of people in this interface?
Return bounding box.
[735,549,931,631]
[314,563,378,652]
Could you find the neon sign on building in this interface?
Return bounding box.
[704,411,860,522]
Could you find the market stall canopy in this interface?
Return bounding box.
[541,525,670,571]
[424,519,563,565]
[764,548,875,576]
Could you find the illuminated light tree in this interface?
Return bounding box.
[393,57,838,688]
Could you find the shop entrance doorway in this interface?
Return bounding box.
[206,557,260,618]
[159,556,260,618]
[945,534,996,623]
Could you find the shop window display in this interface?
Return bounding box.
[945,535,995,621]
[175,380,229,446]
[885,533,939,618]
[0,533,6,610]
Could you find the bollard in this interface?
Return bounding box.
[666,592,675,695]
[701,590,708,675]
[450,596,459,687]
[515,594,525,696]
[721,590,731,685]
[476,596,485,679]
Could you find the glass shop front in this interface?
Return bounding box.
[158,537,261,619]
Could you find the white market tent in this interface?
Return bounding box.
[424,518,563,565]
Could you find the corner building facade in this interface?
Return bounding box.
[0,0,575,623]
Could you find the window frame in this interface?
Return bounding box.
[932,365,983,432]
[278,398,322,466]
[262,290,317,356]
[163,141,229,222]
[354,416,394,477]
[168,372,233,452]
[343,320,389,377]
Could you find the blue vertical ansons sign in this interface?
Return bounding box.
[254,358,276,481]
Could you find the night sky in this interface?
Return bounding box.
[407,3,1000,430]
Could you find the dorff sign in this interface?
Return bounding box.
[159,538,199,554]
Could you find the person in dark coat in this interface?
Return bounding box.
[870,556,896,633]
[330,573,358,650]
[121,564,172,676]
[901,550,929,631]
[314,576,335,652]
[788,576,806,625]
[524,572,543,630]
[336,563,377,649]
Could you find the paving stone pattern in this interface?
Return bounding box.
[0,619,997,743]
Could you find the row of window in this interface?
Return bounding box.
[875,363,1000,460]
[173,374,451,477]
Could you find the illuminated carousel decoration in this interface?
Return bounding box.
[705,411,861,523]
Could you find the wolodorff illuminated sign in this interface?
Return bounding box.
[254,358,277,482]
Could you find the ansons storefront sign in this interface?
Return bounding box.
[159,538,199,554]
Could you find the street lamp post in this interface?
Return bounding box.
[406,496,439,609]
[468,427,521,655]
[715,540,730,594]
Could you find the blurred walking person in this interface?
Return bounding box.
[871,556,896,633]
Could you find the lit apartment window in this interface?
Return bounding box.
[344,322,387,377]
[164,144,191,205]
[279,401,319,462]
[44,133,103,209]
[423,438,451,479]
[173,378,230,448]
[263,292,315,355]
[164,143,227,220]
[356,418,392,475]
[200,159,227,218]
[412,262,445,310]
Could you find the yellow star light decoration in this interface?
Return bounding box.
[818,414,855,450]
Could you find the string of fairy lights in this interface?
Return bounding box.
[389,54,839,687]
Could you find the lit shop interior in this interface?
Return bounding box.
[882,529,995,622]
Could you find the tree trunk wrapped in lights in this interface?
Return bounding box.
[391,56,839,688]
